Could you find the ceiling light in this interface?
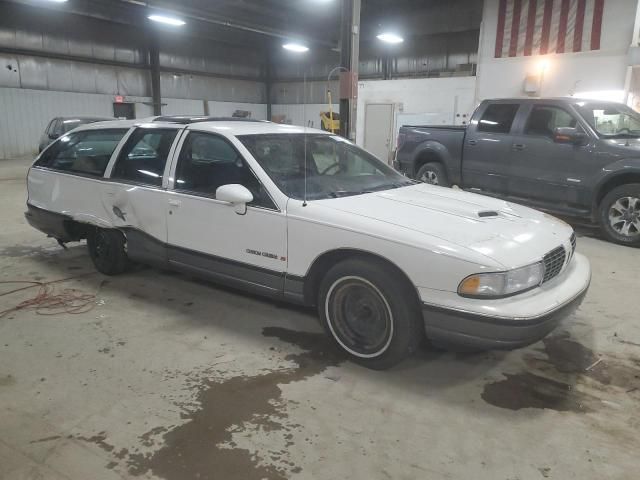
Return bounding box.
[377,33,404,44]
[44,0,68,3]
[283,43,309,53]
[148,14,186,26]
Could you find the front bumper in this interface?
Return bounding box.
[421,253,591,350]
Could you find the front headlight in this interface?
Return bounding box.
[458,263,544,298]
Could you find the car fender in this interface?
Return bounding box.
[591,159,640,211]
[411,140,460,183]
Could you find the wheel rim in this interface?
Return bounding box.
[608,196,640,238]
[420,170,439,185]
[325,276,393,358]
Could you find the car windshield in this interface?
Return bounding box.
[61,118,109,133]
[238,134,413,200]
[576,102,640,138]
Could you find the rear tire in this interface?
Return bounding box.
[599,184,640,247]
[318,257,423,370]
[87,228,131,275]
[416,162,450,187]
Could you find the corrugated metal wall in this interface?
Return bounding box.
[0,88,267,158]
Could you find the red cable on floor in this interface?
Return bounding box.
[0,273,99,319]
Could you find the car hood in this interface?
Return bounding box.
[314,184,573,269]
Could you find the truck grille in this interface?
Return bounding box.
[543,246,566,283]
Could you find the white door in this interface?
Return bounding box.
[165,130,287,296]
[102,125,183,265]
[364,103,395,164]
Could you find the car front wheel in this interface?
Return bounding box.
[599,184,640,247]
[318,258,423,370]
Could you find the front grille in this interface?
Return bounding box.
[543,246,566,283]
[570,233,577,253]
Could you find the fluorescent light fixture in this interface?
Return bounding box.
[377,33,404,44]
[148,14,186,26]
[283,43,309,53]
[45,0,68,3]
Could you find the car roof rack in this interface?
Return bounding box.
[152,116,268,124]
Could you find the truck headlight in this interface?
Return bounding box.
[458,263,544,298]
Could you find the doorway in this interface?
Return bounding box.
[364,103,395,164]
[113,103,135,119]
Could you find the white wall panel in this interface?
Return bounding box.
[477,0,636,101]
[0,88,115,159]
[162,98,205,116]
[207,101,267,120]
[355,77,477,146]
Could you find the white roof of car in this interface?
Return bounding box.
[78,117,331,136]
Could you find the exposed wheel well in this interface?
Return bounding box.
[595,174,640,209]
[303,249,422,310]
[414,151,444,177]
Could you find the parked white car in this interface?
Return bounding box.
[26,117,592,369]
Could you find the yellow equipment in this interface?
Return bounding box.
[320,89,340,133]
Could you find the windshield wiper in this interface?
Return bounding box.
[605,133,640,139]
[327,190,369,198]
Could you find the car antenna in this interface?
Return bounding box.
[303,71,308,207]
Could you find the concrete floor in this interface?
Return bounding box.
[1,157,639,480]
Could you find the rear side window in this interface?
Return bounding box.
[111,128,179,186]
[35,129,127,177]
[477,104,520,134]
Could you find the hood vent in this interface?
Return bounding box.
[478,211,499,218]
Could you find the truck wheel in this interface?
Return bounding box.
[416,162,450,187]
[318,257,423,370]
[599,184,640,247]
[87,228,131,275]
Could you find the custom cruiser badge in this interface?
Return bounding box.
[246,249,281,260]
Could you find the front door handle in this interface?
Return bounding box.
[468,139,478,146]
[168,199,181,207]
[513,144,526,151]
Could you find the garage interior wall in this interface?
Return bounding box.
[0,2,266,158]
[477,0,640,102]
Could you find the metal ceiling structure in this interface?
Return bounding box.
[0,0,483,128]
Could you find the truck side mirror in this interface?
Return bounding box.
[554,127,587,145]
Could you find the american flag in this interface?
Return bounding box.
[494,0,605,58]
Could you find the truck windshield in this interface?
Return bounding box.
[576,102,640,138]
[238,134,413,200]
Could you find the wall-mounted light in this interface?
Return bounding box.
[148,14,186,26]
[283,43,309,53]
[377,33,404,44]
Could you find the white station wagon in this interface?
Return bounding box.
[26,117,592,369]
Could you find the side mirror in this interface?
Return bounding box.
[554,127,587,145]
[48,133,60,140]
[216,184,254,215]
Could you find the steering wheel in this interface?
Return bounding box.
[320,162,342,175]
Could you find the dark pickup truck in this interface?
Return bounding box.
[395,97,640,246]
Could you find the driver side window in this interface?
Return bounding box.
[175,132,276,210]
[525,106,578,138]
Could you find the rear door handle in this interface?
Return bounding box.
[468,140,478,146]
[168,199,181,207]
[513,144,526,151]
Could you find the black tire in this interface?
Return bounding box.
[318,257,423,370]
[87,228,131,275]
[599,183,640,247]
[416,162,450,187]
